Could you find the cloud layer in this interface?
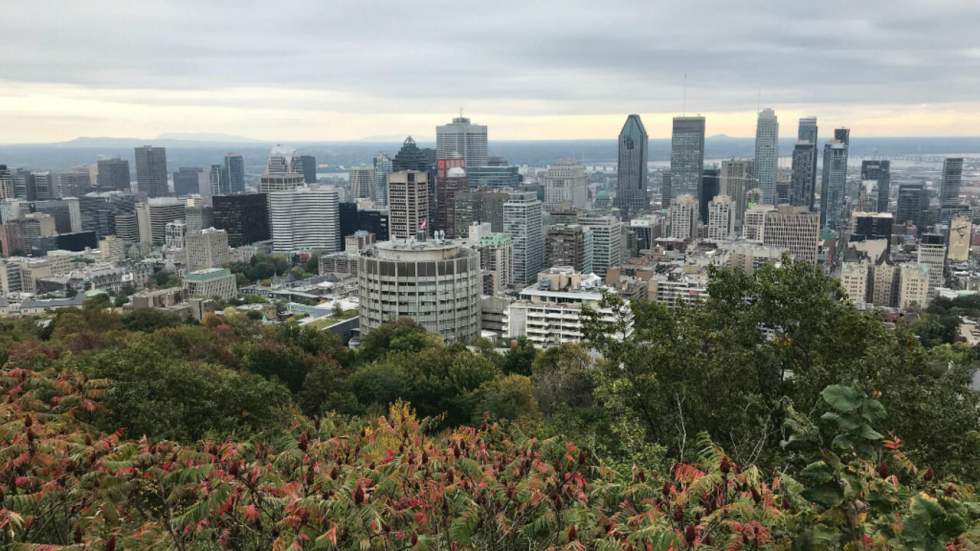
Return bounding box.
[3,0,980,141]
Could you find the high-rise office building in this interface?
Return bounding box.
[173,167,206,197]
[543,158,589,212]
[350,166,375,200]
[896,184,927,228]
[790,141,817,209]
[212,193,270,246]
[208,165,225,197]
[387,170,429,240]
[259,145,305,192]
[762,206,820,264]
[436,116,488,168]
[861,160,891,213]
[615,114,649,218]
[96,158,131,192]
[670,116,706,207]
[56,170,92,197]
[436,167,468,238]
[668,194,698,240]
[578,213,623,277]
[820,130,849,229]
[707,195,736,240]
[268,187,340,253]
[503,191,544,285]
[137,197,185,245]
[78,192,135,241]
[0,166,14,200]
[296,155,317,184]
[720,159,754,232]
[797,117,819,204]
[754,108,779,205]
[30,172,56,201]
[850,211,893,253]
[392,137,431,172]
[134,146,169,197]
[358,239,482,343]
[940,157,964,219]
[224,154,245,193]
[699,167,720,223]
[373,153,392,207]
[545,224,593,275]
[467,165,522,188]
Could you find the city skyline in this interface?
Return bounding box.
[4,1,980,143]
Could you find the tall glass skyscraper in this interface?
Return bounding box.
[134,145,169,197]
[820,129,850,229]
[753,109,779,205]
[372,152,392,207]
[861,160,891,213]
[669,116,706,208]
[940,157,964,211]
[615,114,649,219]
[224,154,245,193]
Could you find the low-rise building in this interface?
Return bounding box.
[183,268,238,300]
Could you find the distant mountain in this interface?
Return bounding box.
[156,132,262,143]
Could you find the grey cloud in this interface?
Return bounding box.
[3,0,980,113]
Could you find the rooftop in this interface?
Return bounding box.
[184,268,232,282]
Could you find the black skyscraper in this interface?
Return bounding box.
[212,193,270,246]
[96,158,131,192]
[296,155,317,184]
[896,184,927,228]
[861,160,891,212]
[699,168,720,223]
[134,146,169,197]
[615,114,649,219]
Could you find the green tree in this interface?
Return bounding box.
[473,374,539,422]
[500,336,537,375]
[356,318,442,364]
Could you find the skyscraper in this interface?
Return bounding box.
[668,194,698,240]
[387,170,429,240]
[720,159,753,232]
[896,184,927,228]
[861,160,891,213]
[134,146,169,197]
[790,141,817,209]
[798,117,819,200]
[392,137,430,172]
[296,155,317,184]
[258,145,304,193]
[615,114,649,219]
[503,191,544,285]
[940,157,964,217]
[173,167,206,197]
[268,187,340,253]
[578,213,623,277]
[372,153,392,207]
[96,158,131,192]
[350,166,375,200]
[543,158,589,212]
[762,206,820,264]
[212,193,270,246]
[436,116,488,169]
[754,109,779,205]
[820,129,849,229]
[436,167,468,238]
[669,116,706,207]
[699,167,720,223]
[224,154,245,193]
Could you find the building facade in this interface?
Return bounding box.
[615,114,649,218]
[503,191,544,285]
[135,146,169,197]
[754,109,779,205]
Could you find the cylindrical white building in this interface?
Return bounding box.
[357,239,482,343]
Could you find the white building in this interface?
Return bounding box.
[668,194,698,240]
[578,213,623,277]
[503,192,544,285]
[898,263,930,310]
[917,234,947,300]
[258,145,305,193]
[136,197,186,245]
[185,228,231,272]
[357,239,482,343]
[268,187,340,254]
[754,108,779,204]
[761,206,820,264]
[477,233,513,294]
[507,267,632,347]
[543,158,589,212]
[707,194,736,240]
[840,260,870,306]
[164,220,186,250]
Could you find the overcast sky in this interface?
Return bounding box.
[3,0,980,142]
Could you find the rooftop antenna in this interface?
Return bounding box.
[459,107,464,119]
